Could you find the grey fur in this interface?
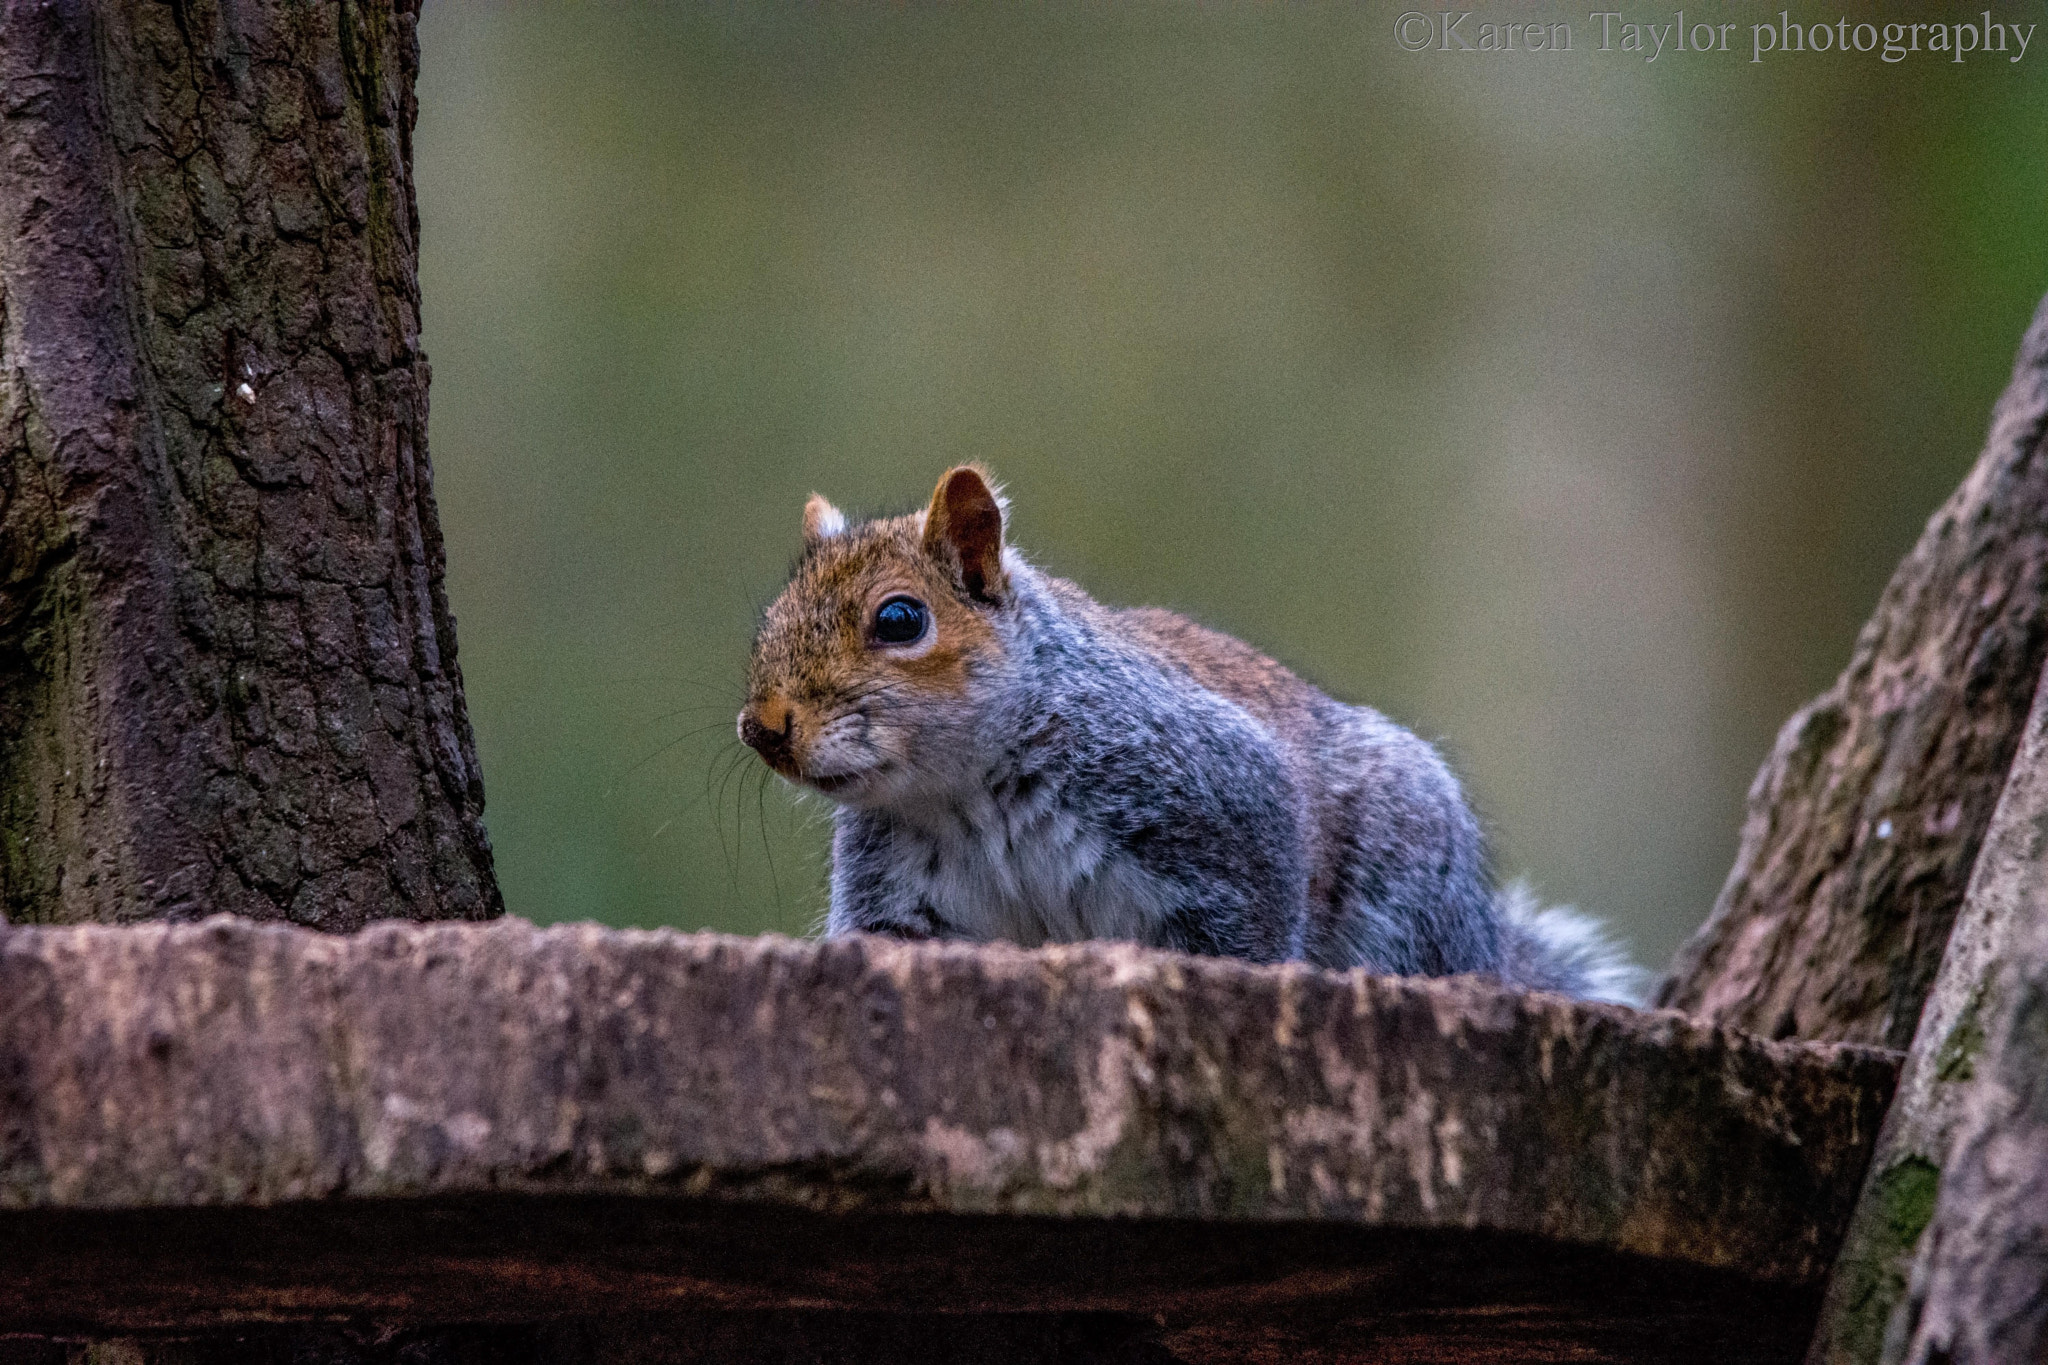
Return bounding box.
[1496,883,1651,1004]
[806,550,1642,1003]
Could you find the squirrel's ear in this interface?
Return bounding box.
[802,494,847,546]
[922,465,1008,603]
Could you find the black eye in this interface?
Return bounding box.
[872,596,928,645]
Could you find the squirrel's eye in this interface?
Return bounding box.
[872,596,928,645]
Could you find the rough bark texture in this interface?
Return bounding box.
[1880,917,2048,1364]
[0,0,498,925]
[1658,291,2048,1048]
[0,920,1899,1360]
[1847,647,2048,1364]
[1804,651,2048,1363]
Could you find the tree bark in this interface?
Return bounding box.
[0,0,499,926]
[1657,291,2048,1047]
[1878,907,2048,1362]
[1804,648,2048,1362]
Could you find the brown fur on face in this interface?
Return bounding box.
[739,469,1009,799]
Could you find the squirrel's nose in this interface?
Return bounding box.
[738,700,795,760]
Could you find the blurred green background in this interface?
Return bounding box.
[414,3,2048,970]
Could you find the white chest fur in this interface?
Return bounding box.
[887,785,1175,949]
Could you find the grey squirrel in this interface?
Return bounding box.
[739,465,1643,1002]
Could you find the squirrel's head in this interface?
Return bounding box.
[739,465,1014,804]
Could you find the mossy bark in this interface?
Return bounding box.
[1881,946,2048,1361]
[1805,643,2048,1361]
[0,0,499,926]
[1658,291,2048,1048]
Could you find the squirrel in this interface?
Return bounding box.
[738,465,1643,1002]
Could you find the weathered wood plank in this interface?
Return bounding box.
[0,921,1895,1359]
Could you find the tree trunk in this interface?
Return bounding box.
[0,0,498,926]
[1657,292,2048,1048]
[1805,648,2048,1362]
[1879,903,2048,1362]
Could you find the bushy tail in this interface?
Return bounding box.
[1495,881,1649,1005]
